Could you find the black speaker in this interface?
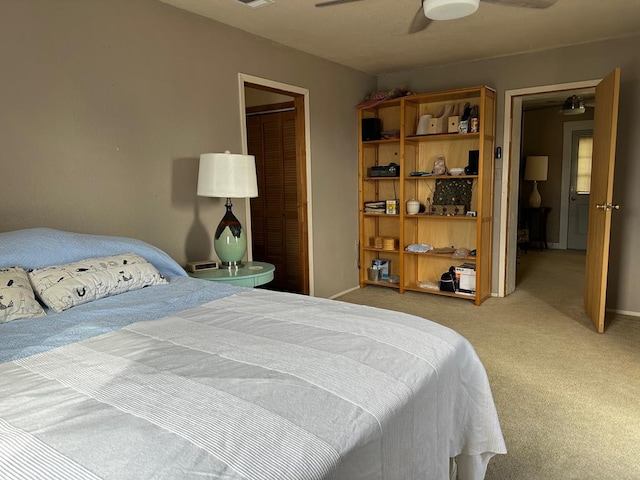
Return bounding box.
[362,118,382,141]
[465,150,479,175]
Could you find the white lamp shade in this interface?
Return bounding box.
[197,151,258,198]
[423,0,479,21]
[524,156,549,182]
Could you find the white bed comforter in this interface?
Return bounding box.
[0,289,505,480]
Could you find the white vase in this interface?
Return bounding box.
[406,199,420,215]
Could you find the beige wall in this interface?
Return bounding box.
[379,35,640,314]
[0,0,375,298]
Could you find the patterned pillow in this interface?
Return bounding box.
[28,253,168,313]
[0,267,46,323]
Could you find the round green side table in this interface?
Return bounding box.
[188,261,275,287]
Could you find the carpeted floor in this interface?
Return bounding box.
[336,249,640,480]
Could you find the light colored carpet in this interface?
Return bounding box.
[336,249,640,480]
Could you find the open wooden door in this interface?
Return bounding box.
[584,68,621,333]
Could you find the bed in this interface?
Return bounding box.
[0,228,506,480]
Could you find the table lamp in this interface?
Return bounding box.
[197,151,258,268]
[524,156,548,208]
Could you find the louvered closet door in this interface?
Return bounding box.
[247,110,302,293]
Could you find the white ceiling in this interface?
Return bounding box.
[158,0,640,74]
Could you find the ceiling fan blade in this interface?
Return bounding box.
[408,5,432,34]
[315,0,366,7]
[482,0,558,9]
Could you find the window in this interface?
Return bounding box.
[576,136,593,194]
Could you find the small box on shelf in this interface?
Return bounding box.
[381,238,396,251]
[455,263,476,294]
[448,116,460,133]
[427,117,447,134]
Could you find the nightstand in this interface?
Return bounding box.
[188,261,275,287]
[522,206,551,250]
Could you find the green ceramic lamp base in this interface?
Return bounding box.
[214,199,247,269]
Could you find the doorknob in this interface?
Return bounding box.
[595,203,620,211]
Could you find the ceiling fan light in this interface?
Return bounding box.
[423,0,480,21]
[561,95,586,115]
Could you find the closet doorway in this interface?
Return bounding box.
[242,79,310,295]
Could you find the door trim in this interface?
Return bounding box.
[237,73,314,295]
[499,80,600,296]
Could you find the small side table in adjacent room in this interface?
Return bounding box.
[522,206,551,250]
[188,261,275,287]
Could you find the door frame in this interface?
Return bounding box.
[498,79,600,296]
[238,73,314,295]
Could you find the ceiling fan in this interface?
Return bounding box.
[560,95,596,115]
[315,0,558,34]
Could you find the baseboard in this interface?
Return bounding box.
[329,285,361,299]
[606,308,640,318]
[526,242,560,249]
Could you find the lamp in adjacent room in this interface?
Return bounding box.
[423,0,480,20]
[524,156,548,208]
[197,151,258,269]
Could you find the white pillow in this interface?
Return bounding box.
[0,267,46,323]
[28,253,168,313]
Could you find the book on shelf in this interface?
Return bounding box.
[364,200,386,214]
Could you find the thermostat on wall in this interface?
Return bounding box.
[186,260,219,272]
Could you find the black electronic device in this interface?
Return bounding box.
[439,266,457,293]
[465,150,479,175]
[362,118,382,141]
[370,163,399,177]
